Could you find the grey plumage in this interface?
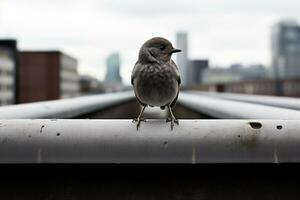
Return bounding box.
[131,37,181,130]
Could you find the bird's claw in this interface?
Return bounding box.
[166,117,179,130]
[132,117,146,130]
[132,117,146,122]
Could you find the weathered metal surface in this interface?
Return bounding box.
[195,91,300,111]
[0,119,299,163]
[178,93,300,119]
[0,91,134,119]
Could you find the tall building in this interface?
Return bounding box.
[271,20,300,78]
[0,40,18,106]
[189,59,209,85]
[18,51,80,103]
[176,32,189,86]
[105,53,122,83]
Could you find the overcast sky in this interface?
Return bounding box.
[1,0,300,84]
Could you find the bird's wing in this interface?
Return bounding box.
[170,59,181,108]
[131,61,139,85]
[131,62,147,106]
[170,59,181,85]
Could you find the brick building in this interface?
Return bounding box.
[18,51,80,103]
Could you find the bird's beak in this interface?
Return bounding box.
[170,48,182,54]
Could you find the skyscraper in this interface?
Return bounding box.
[271,20,300,78]
[105,53,122,84]
[176,32,189,86]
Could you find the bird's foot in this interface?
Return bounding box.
[132,117,146,122]
[166,117,179,130]
[132,117,146,130]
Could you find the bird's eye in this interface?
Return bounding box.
[159,46,165,51]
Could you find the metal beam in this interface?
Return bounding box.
[0,91,134,119]
[178,92,300,119]
[0,119,299,163]
[194,91,300,111]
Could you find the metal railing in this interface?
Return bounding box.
[194,91,300,111]
[2,91,300,119]
[0,91,300,163]
[178,92,300,119]
[0,119,299,163]
[0,91,134,119]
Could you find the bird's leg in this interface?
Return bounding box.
[166,105,179,130]
[133,105,147,130]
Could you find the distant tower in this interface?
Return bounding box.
[176,32,189,86]
[105,53,122,83]
[271,20,300,78]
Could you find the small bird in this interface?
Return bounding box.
[131,37,181,130]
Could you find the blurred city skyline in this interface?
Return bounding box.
[1,0,300,84]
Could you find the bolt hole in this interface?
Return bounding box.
[56,133,60,136]
[238,135,241,138]
[277,125,283,130]
[249,122,262,129]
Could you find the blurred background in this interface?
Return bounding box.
[2,2,300,199]
[1,0,300,108]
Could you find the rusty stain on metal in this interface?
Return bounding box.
[239,123,260,149]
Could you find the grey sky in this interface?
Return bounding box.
[0,0,300,84]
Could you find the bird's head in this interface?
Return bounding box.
[138,37,181,63]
